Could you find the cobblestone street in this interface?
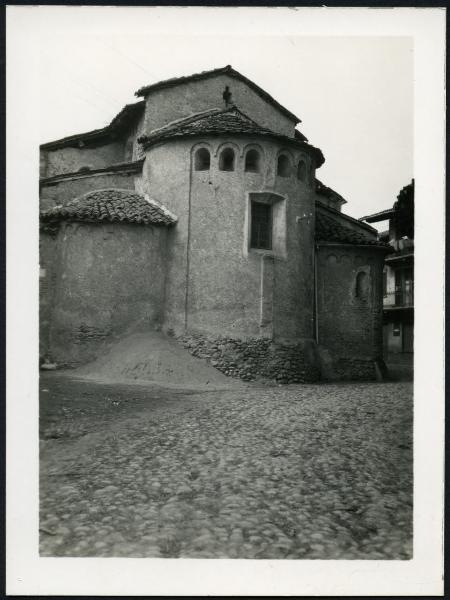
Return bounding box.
[40,374,413,559]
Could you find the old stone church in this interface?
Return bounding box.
[39,65,388,381]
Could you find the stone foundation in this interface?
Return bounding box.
[177,334,320,383]
[332,358,377,381]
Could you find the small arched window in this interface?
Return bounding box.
[297,160,307,182]
[277,154,291,178]
[245,149,261,173]
[194,148,210,171]
[356,271,369,300]
[219,148,235,171]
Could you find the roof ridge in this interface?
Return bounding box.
[316,203,377,234]
[138,110,325,168]
[146,105,262,137]
[315,209,389,248]
[146,107,225,137]
[135,65,301,124]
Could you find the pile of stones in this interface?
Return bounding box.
[177,334,320,384]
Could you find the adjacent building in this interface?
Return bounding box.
[361,180,414,360]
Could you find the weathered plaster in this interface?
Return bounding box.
[40,222,168,365]
[40,172,139,209]
[143,74,296,137]
[316,244,385,378]
[141,135,316,342]
[43,141,125,178]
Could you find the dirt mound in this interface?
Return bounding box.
[76,331,239,389]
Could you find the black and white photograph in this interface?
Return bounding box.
[6,5,445,597]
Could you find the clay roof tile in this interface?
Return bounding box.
[315,210,389,248]
[40,189,177,228]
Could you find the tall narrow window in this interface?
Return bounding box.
[245,149,261,173]
[356,271,369,300]
[277,154,291,178]
[194,148,210,171]
[297,160,307,181]
[251,201,272,250]
[219,148,235,171]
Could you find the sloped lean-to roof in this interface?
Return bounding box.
[135,65,301,124]
[40,189,177,227]
[315,179,348,206]
[138,107,324,167]
[315,207,390,248]
[40,101,145,151]
[359,207,395,223]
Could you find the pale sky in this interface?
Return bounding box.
[37,13,413,224]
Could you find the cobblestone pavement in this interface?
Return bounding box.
[40,374,413,559]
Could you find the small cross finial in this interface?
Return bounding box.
[223,85,232,106]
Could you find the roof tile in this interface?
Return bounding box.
[139,107,324,167]
[316,210,389,247]
[40,189,177,227]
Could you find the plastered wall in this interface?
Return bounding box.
[143,74,296,137]
[39,222,168,366]
[141,135,317,342]
[40,172,139,210]
[316,244,385,361]
[42,141,125,178]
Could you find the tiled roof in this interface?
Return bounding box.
[315,209,389,247]
[294,129,308,142]
[315,179,347,205]
[135,65,301,123]
[139,107,325,167]
[40,189,177,227]
[40,101,145,150]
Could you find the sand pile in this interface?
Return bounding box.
[76,331,237,389]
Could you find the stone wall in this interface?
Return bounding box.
[40,222,168,366]
[331,357,377,381]
[316,244,386,380]
[178,334,320,383]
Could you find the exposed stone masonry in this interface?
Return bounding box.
[332,358,376,381]
[177,334,320,383]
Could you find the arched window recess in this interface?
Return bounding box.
[219,147,235,172]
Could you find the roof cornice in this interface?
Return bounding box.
[40,159,145,187]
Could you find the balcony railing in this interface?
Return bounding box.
[383,289,414,308]
[391,238,414,252]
